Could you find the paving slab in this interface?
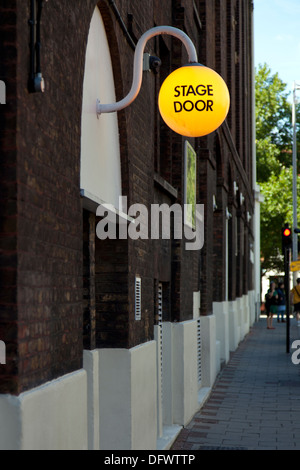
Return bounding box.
[172,316,300,451]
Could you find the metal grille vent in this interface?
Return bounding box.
[158,283,163,326]
[197,317,202,386]
[158,283,163,406]
[135,276,141,320]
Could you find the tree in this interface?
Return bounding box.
[260,167,299,272]
[256,64,300,273]
[255,63,292,183]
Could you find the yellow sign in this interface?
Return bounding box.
[290,261,300,272]
[158,64,230,137]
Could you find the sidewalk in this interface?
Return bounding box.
[172,315,300,450]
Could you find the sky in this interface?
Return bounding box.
[254,0,300,100]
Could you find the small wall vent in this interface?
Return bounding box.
[135,276,142,320]
[197,318,202,386]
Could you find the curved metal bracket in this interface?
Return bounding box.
[96,26,198,116]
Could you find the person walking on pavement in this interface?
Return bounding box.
[290,277,300,327]
[264,288,271,318]
[266,281,278,329]
[276,282,286,323]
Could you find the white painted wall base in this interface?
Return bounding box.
[213,301,230,365]
[160,320,199,428]
[156,425,182,450]
[242,294,250,338]
[154,325,163,439]
[236,297,243,344]
[83,349,100,450]
[248,290,256,326]
[84,341,157,450]
[200,314,219,387]
[0,291,257,451]
[154,319,200,450]
[0,370,88,450]
[213,292,256,368]
[173,320,199,425]
[198,387,211,408]
[229,299,239,351]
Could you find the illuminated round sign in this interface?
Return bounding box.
[158,64,230,137]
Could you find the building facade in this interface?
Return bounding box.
[0,0,257,450]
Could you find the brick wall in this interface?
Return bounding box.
[0,0,254,393]
[0,0,19,394]
[0,0,98,394]
[198,0,254,314]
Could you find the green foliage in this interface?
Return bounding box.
[256,137,281,182]
[256,64,300,272]
[256,64,292,183]
[260,168,294,271]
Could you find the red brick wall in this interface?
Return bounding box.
[0,0,254,393]
[0,0,19,393]
[0,0,97,394]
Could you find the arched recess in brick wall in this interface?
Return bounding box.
[81,6,129,351]
[80,5,122,208]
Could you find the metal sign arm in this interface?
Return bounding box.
[96,26,198,116]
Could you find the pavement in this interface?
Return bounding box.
[171,315,300,451]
